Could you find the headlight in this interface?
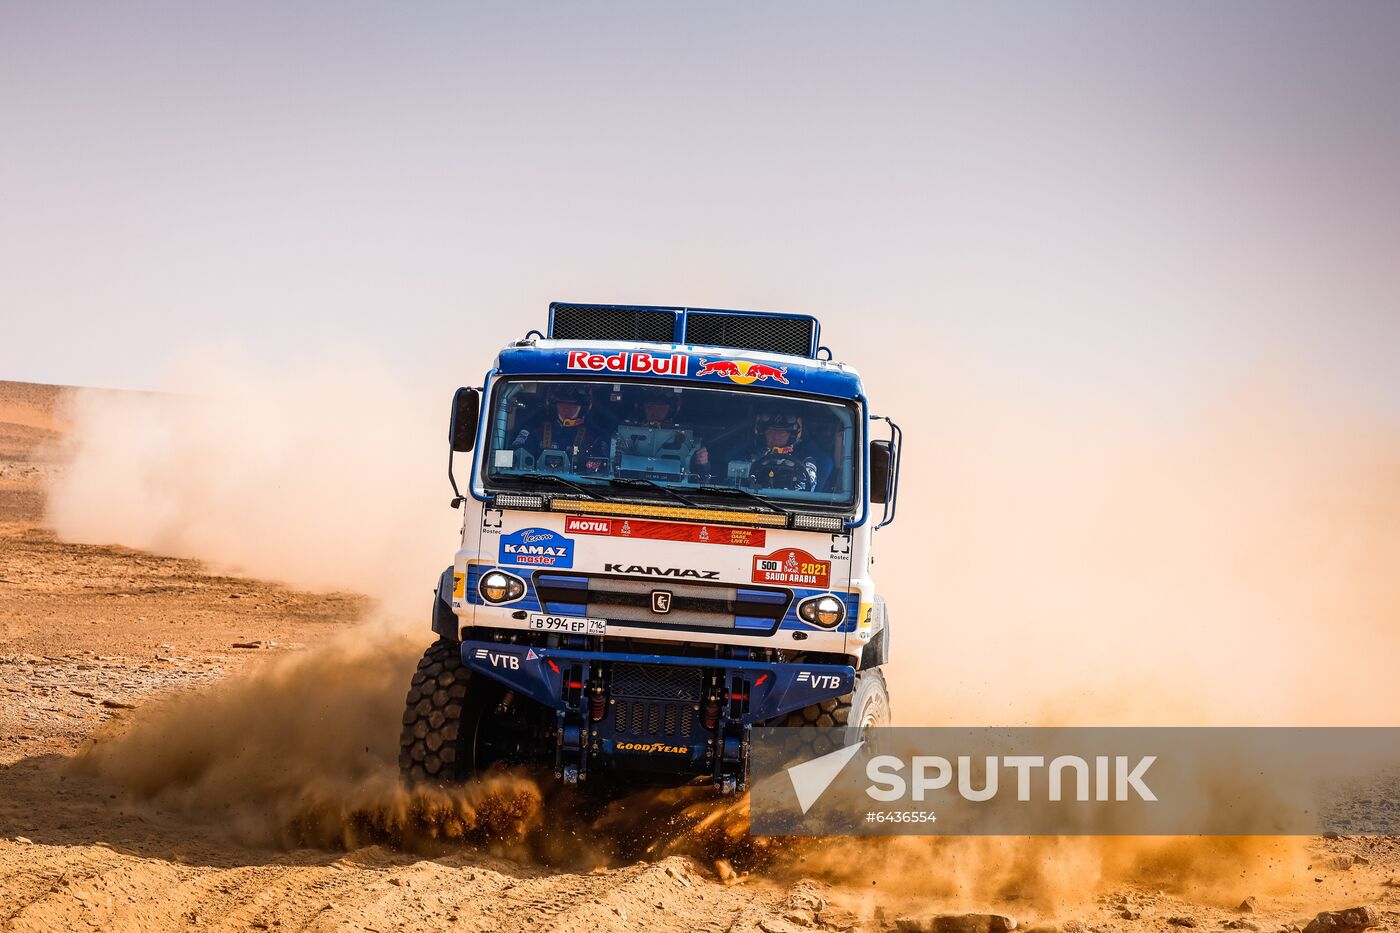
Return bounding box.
[797,593,846,628]
[478,570,526,604]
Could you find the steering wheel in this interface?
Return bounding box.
[749,453,807,491]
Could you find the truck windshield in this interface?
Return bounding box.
[481,378,859,510]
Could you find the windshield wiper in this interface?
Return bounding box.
[694,485,792,518]
[606,477,702,508]
[505,472,612,502]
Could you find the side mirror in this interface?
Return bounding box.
[449,387,480,453]
[869,440,893,505]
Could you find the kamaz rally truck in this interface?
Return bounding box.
[400,303,902,793]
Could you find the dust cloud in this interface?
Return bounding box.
[45,354,458,614]
[76,631,1307,912]
[71,628,755,868]
[882,368,1400,727]
[74,628,548,856]
[48,354,1400,910]
[45,355,1400,727]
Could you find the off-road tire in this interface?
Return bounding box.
[779,667,890,729]
[399,639,473,783]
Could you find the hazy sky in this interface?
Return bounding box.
[3,2,1398,412]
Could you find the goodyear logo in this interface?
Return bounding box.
[616,741,688,754]
[694,358,789,385]
[499,527,574,568]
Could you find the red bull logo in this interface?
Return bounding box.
[695,359,789,385]
[567,351,689,376]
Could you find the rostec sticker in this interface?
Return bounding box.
[752,547,830,587]
[564,514,766,548]
[499,527,575,568]
[695,358,789,385]
[566,351,689,376]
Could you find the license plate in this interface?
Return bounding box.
[528,613,606,636]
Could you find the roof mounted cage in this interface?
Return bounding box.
[547,302,821,359]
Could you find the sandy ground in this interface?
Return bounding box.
[2,379,1399,933]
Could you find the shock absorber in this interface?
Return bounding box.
[588,682,606,722]
[701,693,720,731]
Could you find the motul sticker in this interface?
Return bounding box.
[752,548,830,587]
[564,514,766,548]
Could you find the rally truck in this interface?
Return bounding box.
[400,303,902,793]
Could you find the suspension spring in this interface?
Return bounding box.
[701,695,720,731]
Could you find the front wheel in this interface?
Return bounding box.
[399,640,474,782]
[399,639,556,783]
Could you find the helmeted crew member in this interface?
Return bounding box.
[746,411,819,491]
[511,387,608,469]
[630,387,709,472]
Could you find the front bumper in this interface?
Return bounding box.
[462,639,855,790]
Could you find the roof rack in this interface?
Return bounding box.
[546,302,821,359]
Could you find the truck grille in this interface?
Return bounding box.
[611,662,703,701]
[533,572,788,634]
[610,664,702,741]
[612,699,698,740]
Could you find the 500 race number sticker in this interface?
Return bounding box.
[752,548,830,588]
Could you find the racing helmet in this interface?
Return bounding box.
[757,411,802,450]
[549,386,589,426]
[640,387,680,421]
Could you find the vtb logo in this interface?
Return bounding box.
[474,647,522,669]
[797,671,844,690]
[651,590,673,614]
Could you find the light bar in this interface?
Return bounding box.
[494,493,546,510]
[550,497,788,528]
[792,514,846,532]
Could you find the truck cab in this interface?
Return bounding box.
[401,303,901,793]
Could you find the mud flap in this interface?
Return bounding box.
[430,567,458,640]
